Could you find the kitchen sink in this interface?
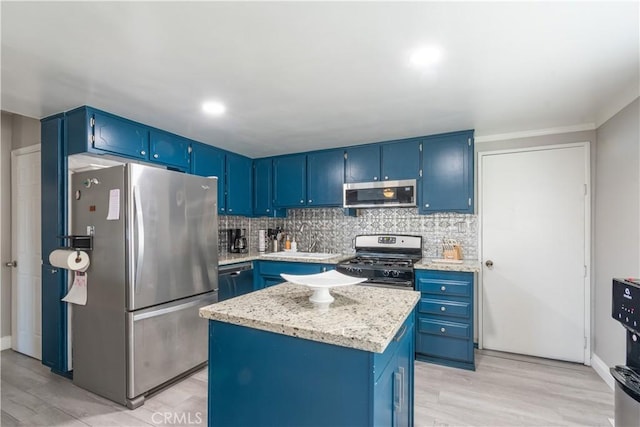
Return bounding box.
[261,252,336,260]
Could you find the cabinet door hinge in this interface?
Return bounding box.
[419,143,423,152]
[344,152,348,160]
[91,135,95,143]
[468,198,472,206]
[90,117,95,127]
[419,169,423,177]
[468,138,471,146]
[187,146,192,154]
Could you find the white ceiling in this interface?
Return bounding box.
[2,2,638,157]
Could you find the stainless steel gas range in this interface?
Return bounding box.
[336,234,422,290]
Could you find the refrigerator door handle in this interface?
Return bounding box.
[133,185,145,293]
[132,292,218,322]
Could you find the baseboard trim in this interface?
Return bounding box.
[591,352,614,390]
[0,335,12,351]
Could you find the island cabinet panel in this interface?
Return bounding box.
[207,312,415,427]
[226,153,253,216]
[253,261,334,290]
[273,154,307,207]
[191,143,226,214]
[306,149,345,206]
[420,130,474,214]
[415,270,475,370]
[149,130,191,170]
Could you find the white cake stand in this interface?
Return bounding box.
[280,270,367,305]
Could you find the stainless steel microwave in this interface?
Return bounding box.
[343,179,417,208]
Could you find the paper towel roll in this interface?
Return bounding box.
[49,249,91,272]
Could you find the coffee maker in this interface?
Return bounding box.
[611,278,640,426]
[228,228,248,254]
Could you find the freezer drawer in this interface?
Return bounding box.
[127,292,217,400]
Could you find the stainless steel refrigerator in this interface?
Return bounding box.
[71,163,218,409]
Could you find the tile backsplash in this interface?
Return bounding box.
[219,208,477,260]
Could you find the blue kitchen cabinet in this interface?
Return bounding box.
[345,138,420,183]
[420,130,474,214]
[66,107,149,160]
[149,130,191,170]
[415,270,475,370]
[344,144,381,183]
[40,115,70,374]
[191,142,226,214]
[273,154,307,208]
[253,158,286,217]
[207,312,414,427]
[253,261,334,290]
[381,138,421,181]
[307,149,345,206]
[225,153,253,216]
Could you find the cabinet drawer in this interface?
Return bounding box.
[418,317,470,340]
[416,332,473,363]
[418,298,470,319]
[416,277,471,298]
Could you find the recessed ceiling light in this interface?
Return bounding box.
[409,46,442,68]
[202,101,226,115]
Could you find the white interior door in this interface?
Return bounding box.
[11,146,42,360]
[480,143,589,363]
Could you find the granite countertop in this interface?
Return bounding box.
[199,283,420,353]
[218,251,353,266]
[218,250,480,273]
[414,259,481,273]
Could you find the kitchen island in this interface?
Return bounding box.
[199,282,420,427]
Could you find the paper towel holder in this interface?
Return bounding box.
[58,235,93,251]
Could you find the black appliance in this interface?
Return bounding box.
[611,278,640,426]
[228,228,248,254]
[336,234,422,290]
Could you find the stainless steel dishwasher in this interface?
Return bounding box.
[218,262,254,301]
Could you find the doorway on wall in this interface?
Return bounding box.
[10,145,42,360]
[479,142,590,364]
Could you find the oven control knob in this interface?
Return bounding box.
[356,268,363,274]
[391,270,400,277]
[383,270,390,277]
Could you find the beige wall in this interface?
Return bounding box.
[594,98,640,368]
[0,111,41,341]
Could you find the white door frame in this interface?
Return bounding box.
[11,143,42,358]
[477,141,591,364]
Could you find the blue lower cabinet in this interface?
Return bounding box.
[415,270,475,370]
[253,261,334,290]
[207,312,414,426]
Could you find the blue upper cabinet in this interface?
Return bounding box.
[420,130,474,214]
[307,149,344,206]
[226,153,253,216]
[149,130,191,170]
[68,108,149,160]
[273,154,307,208]
[344,144,380,183]
[253,158,286,217]
[381,138,421,181]
[191,142,227,214]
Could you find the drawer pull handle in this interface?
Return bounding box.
[440,327,446,333]
[440,286,446,291]
[440,306,446,312]
[394,324,408,342]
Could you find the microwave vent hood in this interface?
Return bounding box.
[343,179,417,208]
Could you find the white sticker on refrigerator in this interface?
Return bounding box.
[106,189,120,220]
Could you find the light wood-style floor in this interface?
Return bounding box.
[1,349,613,426]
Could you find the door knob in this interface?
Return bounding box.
[485,260,494,268]
[5,261,17,268]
